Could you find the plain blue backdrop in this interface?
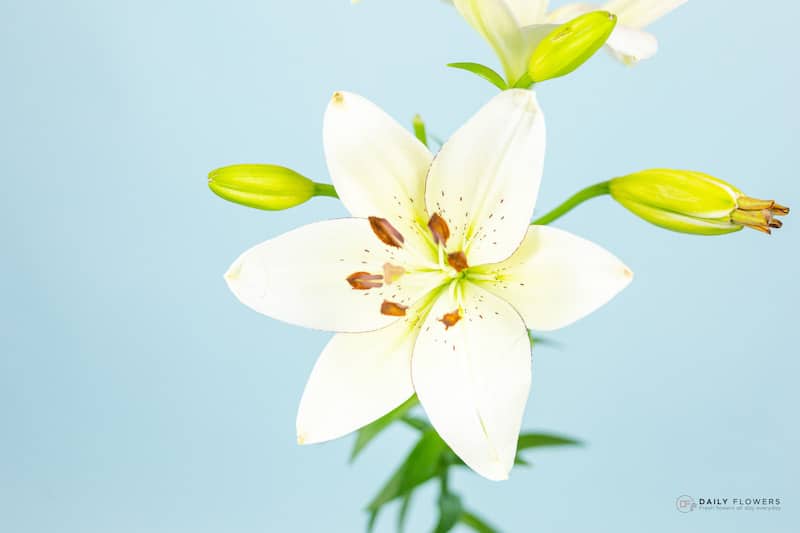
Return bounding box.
[1,0,798,531]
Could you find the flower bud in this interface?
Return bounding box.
[609,169,790,235]
[208,164,316,211]
[528,11,617,83]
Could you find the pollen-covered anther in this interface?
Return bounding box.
[346,271,383,290]
[438,309,462,330]
[427,213,450,246]
[368,216,405,248]
[732,196,790,234]
[382,263,405,285]
[381,300,408,317]
[447,251,468,272]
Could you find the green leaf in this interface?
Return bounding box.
[350,395,418,462]
[446,62,508,90]
[459,510,499,533]
[434,491,463,533]
[517,432,582,451]
[400,414,430,432]
[528,332,564,350]
[397,492,413,533]
[412,114,428,147]
[366,429,447,513]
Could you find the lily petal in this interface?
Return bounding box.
[605,25,659,65]
[452,0,529,83]
[545,2,597,24]
[323,91,435,261]
[412,282,531,480]
[504,0,549,26]
[603,0,687,29]
[296,316,420,445]
[225,218,445,333]
[471,226,632,331]
[424,89,545,267]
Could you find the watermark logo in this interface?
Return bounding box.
[675,495,782,513]
[676,495,696,513]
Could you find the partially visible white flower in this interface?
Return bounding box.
[226,89,632,480]
[451,0,687,82]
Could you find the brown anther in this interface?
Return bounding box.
[427,213,450,246]
[382,263,405,285]
[734,196,790,234]
[438,309,462,330]
[447,251,469,272]
[368,216,405,248]
[347,271,383,290]
[380,300,408,316]
[772,203,790,216]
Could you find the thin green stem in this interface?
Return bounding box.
[531,180,611,226]
[439,467,450,495]
[313,182,339,198]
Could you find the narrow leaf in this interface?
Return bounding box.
[434,492,463,533]
[412,114,428,147]
[446,62,508,90]
[460,510,499,533]
[366,429,447,512]
[517,433,582,450]
[350,395,418,462]
[400,414,430,432]
[397,492,413,533]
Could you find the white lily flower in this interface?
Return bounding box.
[225,89,632,480]
[451,0,687,82]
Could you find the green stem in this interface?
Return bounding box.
[313,182,339,198]
[531,180,610,226]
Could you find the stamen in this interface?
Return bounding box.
[368,216,405,248]
[347,271,383,290]
[427,213,450,247]
[438,309,462,330]
[447,251,468,272]
[381,300,408,316]
[382,263,405,285]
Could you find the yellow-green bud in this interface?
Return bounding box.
[609,169,790,235]
[528,11,617,83]
[208,164,317,211]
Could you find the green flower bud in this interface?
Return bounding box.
[208,164,318,211]
[609,169,790,235]
[528,11,617,83]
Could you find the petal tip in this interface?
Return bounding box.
[224,261,243,284]
[296,431,308,445]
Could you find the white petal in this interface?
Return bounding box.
[225,218,446,333]
[452,0,529,83]
[545,2,597,23]
[323,91,435,261]
[412,282,531,481]
[504,0,549,26]
[471,226,632,331]
[296,316,420,445]
[424,89,545,267]
[605,24,658,65]
[603,0,687,29]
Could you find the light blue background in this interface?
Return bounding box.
[1,0,798,531]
